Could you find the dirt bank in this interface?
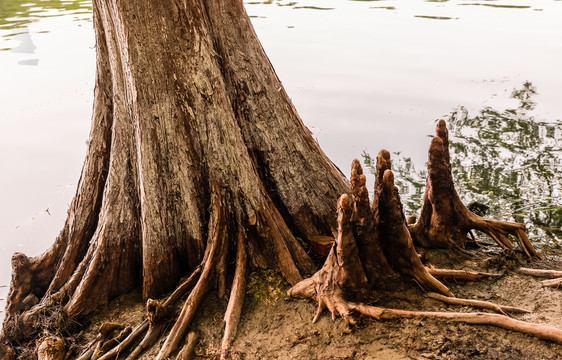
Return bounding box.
[52,248,562,360]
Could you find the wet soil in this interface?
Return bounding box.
[74,248,562,360]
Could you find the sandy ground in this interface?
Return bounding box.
[74,248,562,360]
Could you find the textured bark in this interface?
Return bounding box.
[0,0,352,358]
[289,156,453,323]
[2,0,348,340]
[288,156,561,346]
[409,120,539,257]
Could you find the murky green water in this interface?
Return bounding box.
[1,0,561,317]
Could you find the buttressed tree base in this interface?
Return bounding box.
[0,0,560,359]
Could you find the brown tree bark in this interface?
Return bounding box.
[1,0,348,355]
[408,120,539,257]
[289,155,453,322]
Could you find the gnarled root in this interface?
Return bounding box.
[409,120,539,258]
[373,153,452,296]
[289,157,562,347]
[349,159,395,285]
[288,194,371,325]
[288,249,358,326]
[289,157,453,323]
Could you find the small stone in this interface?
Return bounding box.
[37,337,66,360]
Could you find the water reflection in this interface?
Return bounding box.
[0,0,92,52]
[414,15,458,19]
[459,4,532,9]
[243,0,553,20]
[364,82,562,248]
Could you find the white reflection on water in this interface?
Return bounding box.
[0,0,561,320]
[0,0,95,319]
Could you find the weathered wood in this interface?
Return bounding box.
[1,0,349,350]
[409,120,539,258]
[176,332,198,360]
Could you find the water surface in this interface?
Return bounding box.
[1,0,561,319]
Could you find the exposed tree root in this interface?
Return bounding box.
[289,156,561,348]
[425,265,500,281]
[516,268,562,278]
[176,332,198,360]
[125,301,165,360]
[427,292,531,316]
[97,327,132,358]
[155,188,228,360]
[516,268,562,289]
[352,304,562,344]
[220,226,248,360]
[373,155,452,296]
[293,283,561,344]
[95,264,202,360]
[96,322,148,360]
[349,159,395,285]
[289,155,454,322]
[408,120,539,258]
[76,324,126,360]
[541,278,562,288]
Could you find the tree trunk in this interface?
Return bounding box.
[2,0,348,343]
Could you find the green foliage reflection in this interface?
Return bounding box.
[0,0,92,50]
[364,82,562,248]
